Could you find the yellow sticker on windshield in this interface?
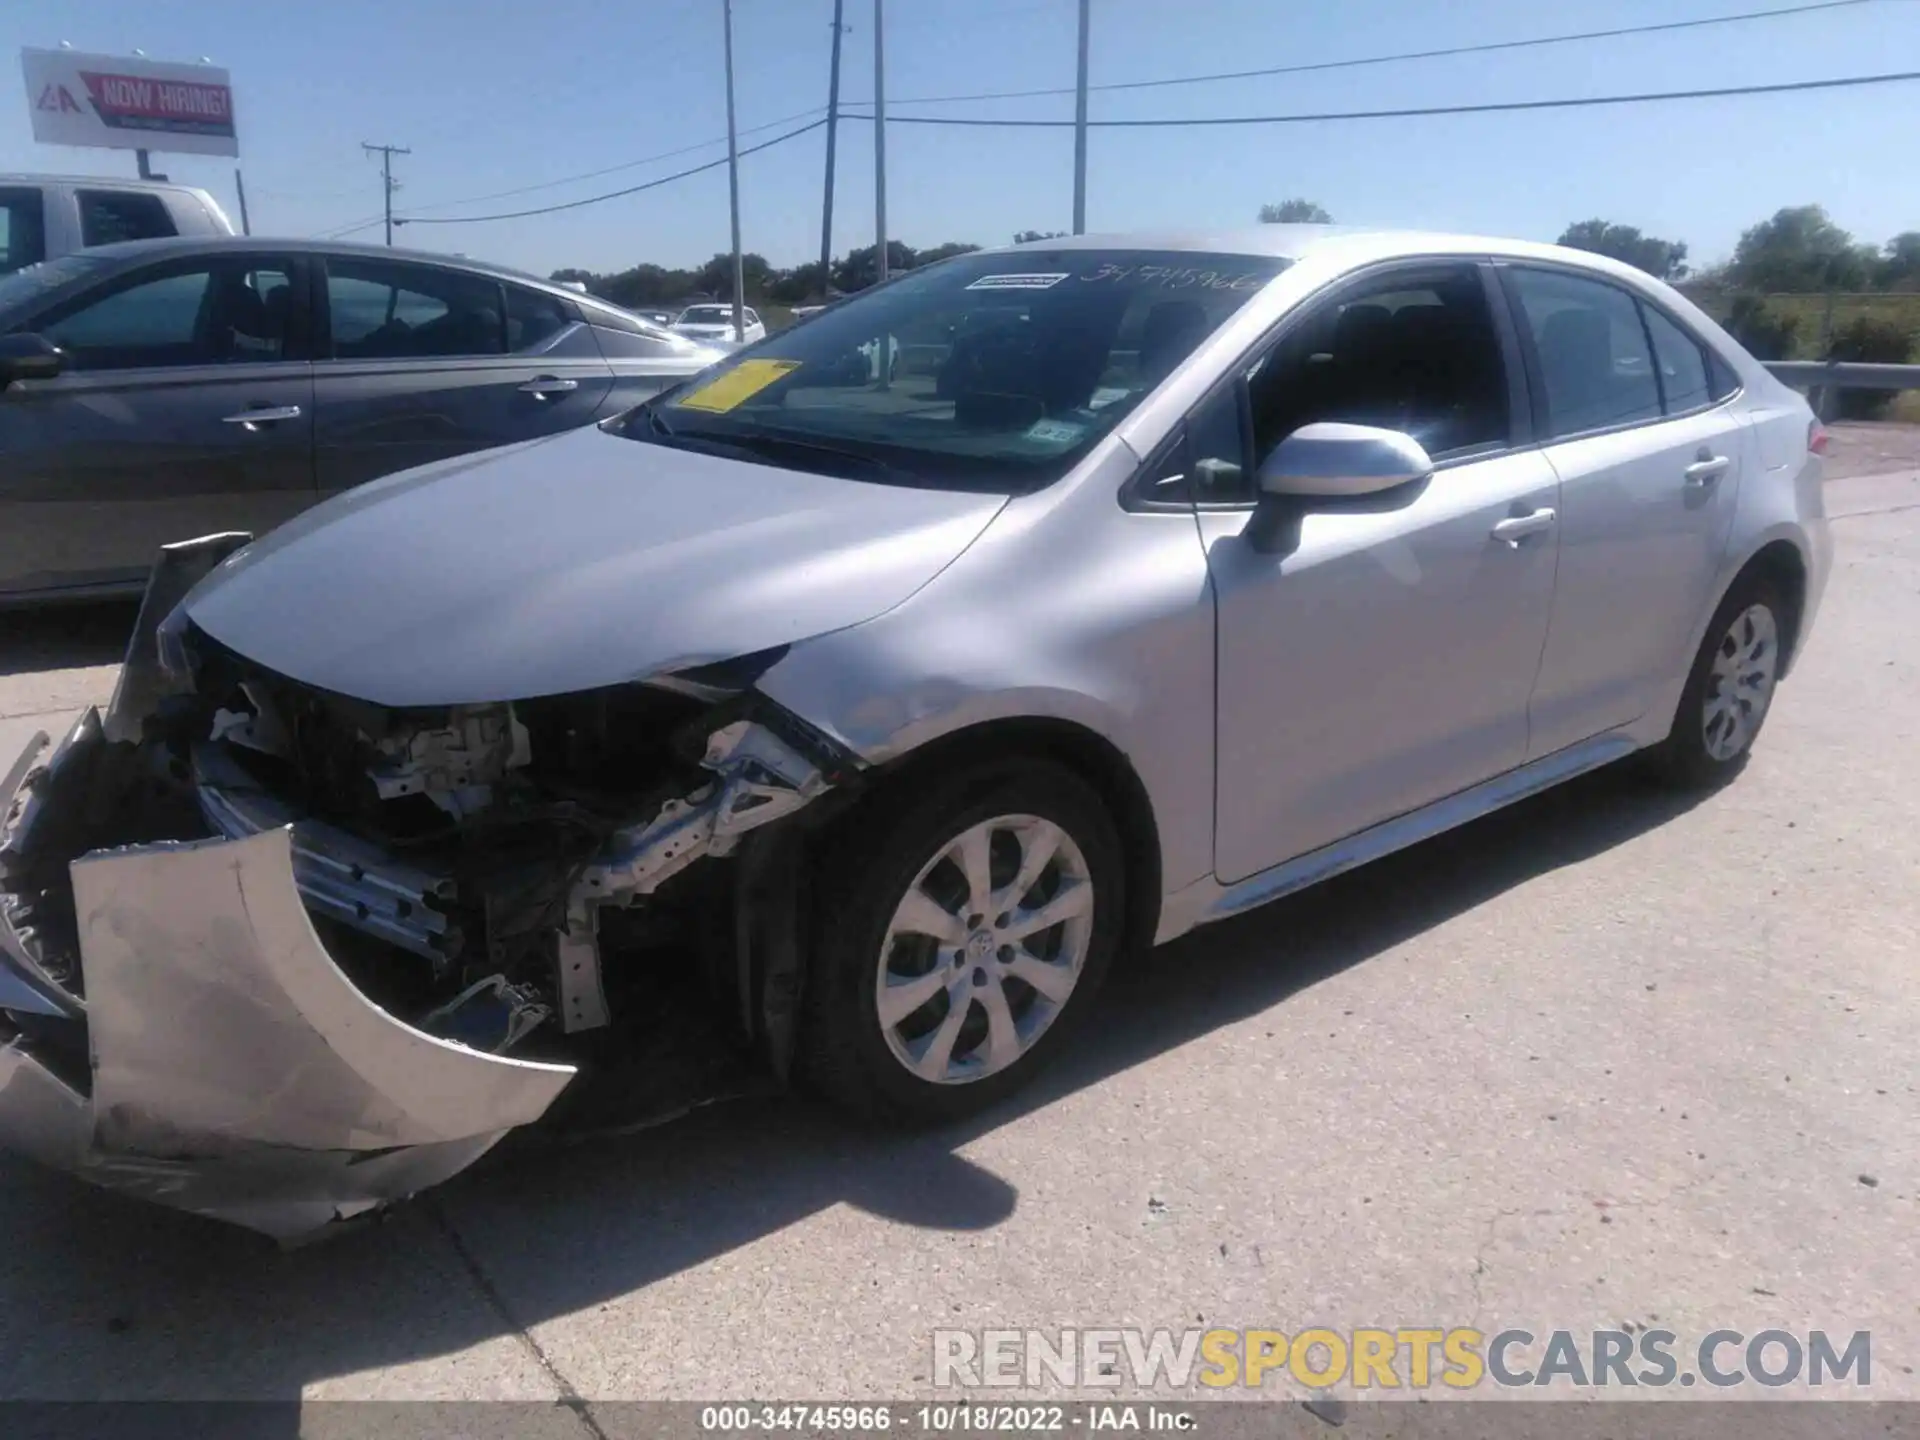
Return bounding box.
[675,359,803,413]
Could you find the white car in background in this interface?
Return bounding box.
[671,303,766,347]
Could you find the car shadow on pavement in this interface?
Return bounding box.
[0,600,140,680]
[0,750,1713,1403]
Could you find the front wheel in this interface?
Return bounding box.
[1649,575,1787,788]
[799,760,1125,1123]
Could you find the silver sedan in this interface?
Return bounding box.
[0,227,1829,1237]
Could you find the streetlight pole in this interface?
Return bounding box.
[722,0,747,343]
[873,0,888,285]
[1072,0,1090,234]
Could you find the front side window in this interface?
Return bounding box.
[37,259,297,370]
[77,191,177,247]
[628,249,1288,492]
[326,259,505,359]
[1507,268,1660,437]
[1245,266,1510,478]
[0,189,47,276]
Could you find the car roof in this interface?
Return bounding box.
[0,172,214,196]
[971,225,1660,284]
[41,233,596,300]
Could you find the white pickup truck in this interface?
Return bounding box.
[0,173,236,275]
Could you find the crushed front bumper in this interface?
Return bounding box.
[0,715,577,1241]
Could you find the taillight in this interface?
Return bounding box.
[1808,420,1830,456]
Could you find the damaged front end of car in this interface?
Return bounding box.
[0,535,860,1241]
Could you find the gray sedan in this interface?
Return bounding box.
[0,237,719,599]
[0,227,1829,1238]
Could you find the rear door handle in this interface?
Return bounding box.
[1491,508,1556,546]
[1684,454,1731,488]
[221,405,302,426]
[518,376,578,398]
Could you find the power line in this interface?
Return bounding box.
[395,105,827,216]
[852,0,1883,107]
[393,117,828,226]
[838,69,1920,129]
[318,217,388,239]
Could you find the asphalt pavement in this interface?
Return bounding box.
[0,445,1914,1413]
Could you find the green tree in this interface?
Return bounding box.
[1013,229,1068,244]
[1825,314,1914,419]
[1258,199,1332,224]
[831,240,919,292]
[917,241,983,265]
[1722,294,1799,361]
[1555,219,1688,280]
[1726,205,1877,292]
[692,251,773,301]
[1877,232,1920,291]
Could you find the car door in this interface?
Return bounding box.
[1500,265,1747,757]
[579,305,720,414]
[312,256,616,497]
[1190,261,1562,883]
[0,251,315,598]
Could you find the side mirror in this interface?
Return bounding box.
[1256,421,1432,501]
[0,333,64,388]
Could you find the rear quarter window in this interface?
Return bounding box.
[78,191,179,247]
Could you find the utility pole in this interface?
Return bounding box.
[362,141,410,246]
[722,0,747,344]
[1072,0,1090,234]
[818,0,848,300]
[873,0,888,285]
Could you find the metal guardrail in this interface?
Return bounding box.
[1764,361,1920,391]
[1763,361,1920,422]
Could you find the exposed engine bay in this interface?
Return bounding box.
[0,535,860,1239]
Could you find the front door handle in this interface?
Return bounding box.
[1491,508,1556,547]
[518,376,578,398]
[1684,453,1731,488]
[221,405,302,427]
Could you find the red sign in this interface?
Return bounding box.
[78,68,235,137]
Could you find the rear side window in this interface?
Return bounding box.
[505,284,571,352]
[1507,268,1660,437]
[1641,305,1711,415]
[326,258,505,359]
[77,191,178,247]
[0,188,47,275]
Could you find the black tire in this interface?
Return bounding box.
[1648,573,1788,789]
[798,758,1125,1124]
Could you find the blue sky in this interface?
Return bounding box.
[4,0,1916,277]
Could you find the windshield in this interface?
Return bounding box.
[0,252,113,318]
[622,249,1288,491]
[678,306,732,324]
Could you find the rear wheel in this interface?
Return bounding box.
[799,760,1124,1122]
[1649,575,1787,788]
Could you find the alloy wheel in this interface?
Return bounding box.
[874,813,1095,1085]
[1702,603,1779,762]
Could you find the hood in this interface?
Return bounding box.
[183,425,1007,707]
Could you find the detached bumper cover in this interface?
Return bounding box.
[0,722,576,1240]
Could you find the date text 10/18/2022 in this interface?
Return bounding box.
[699,1404,1197,1433]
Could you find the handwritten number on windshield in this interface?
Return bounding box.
[1078,264,1265,291]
